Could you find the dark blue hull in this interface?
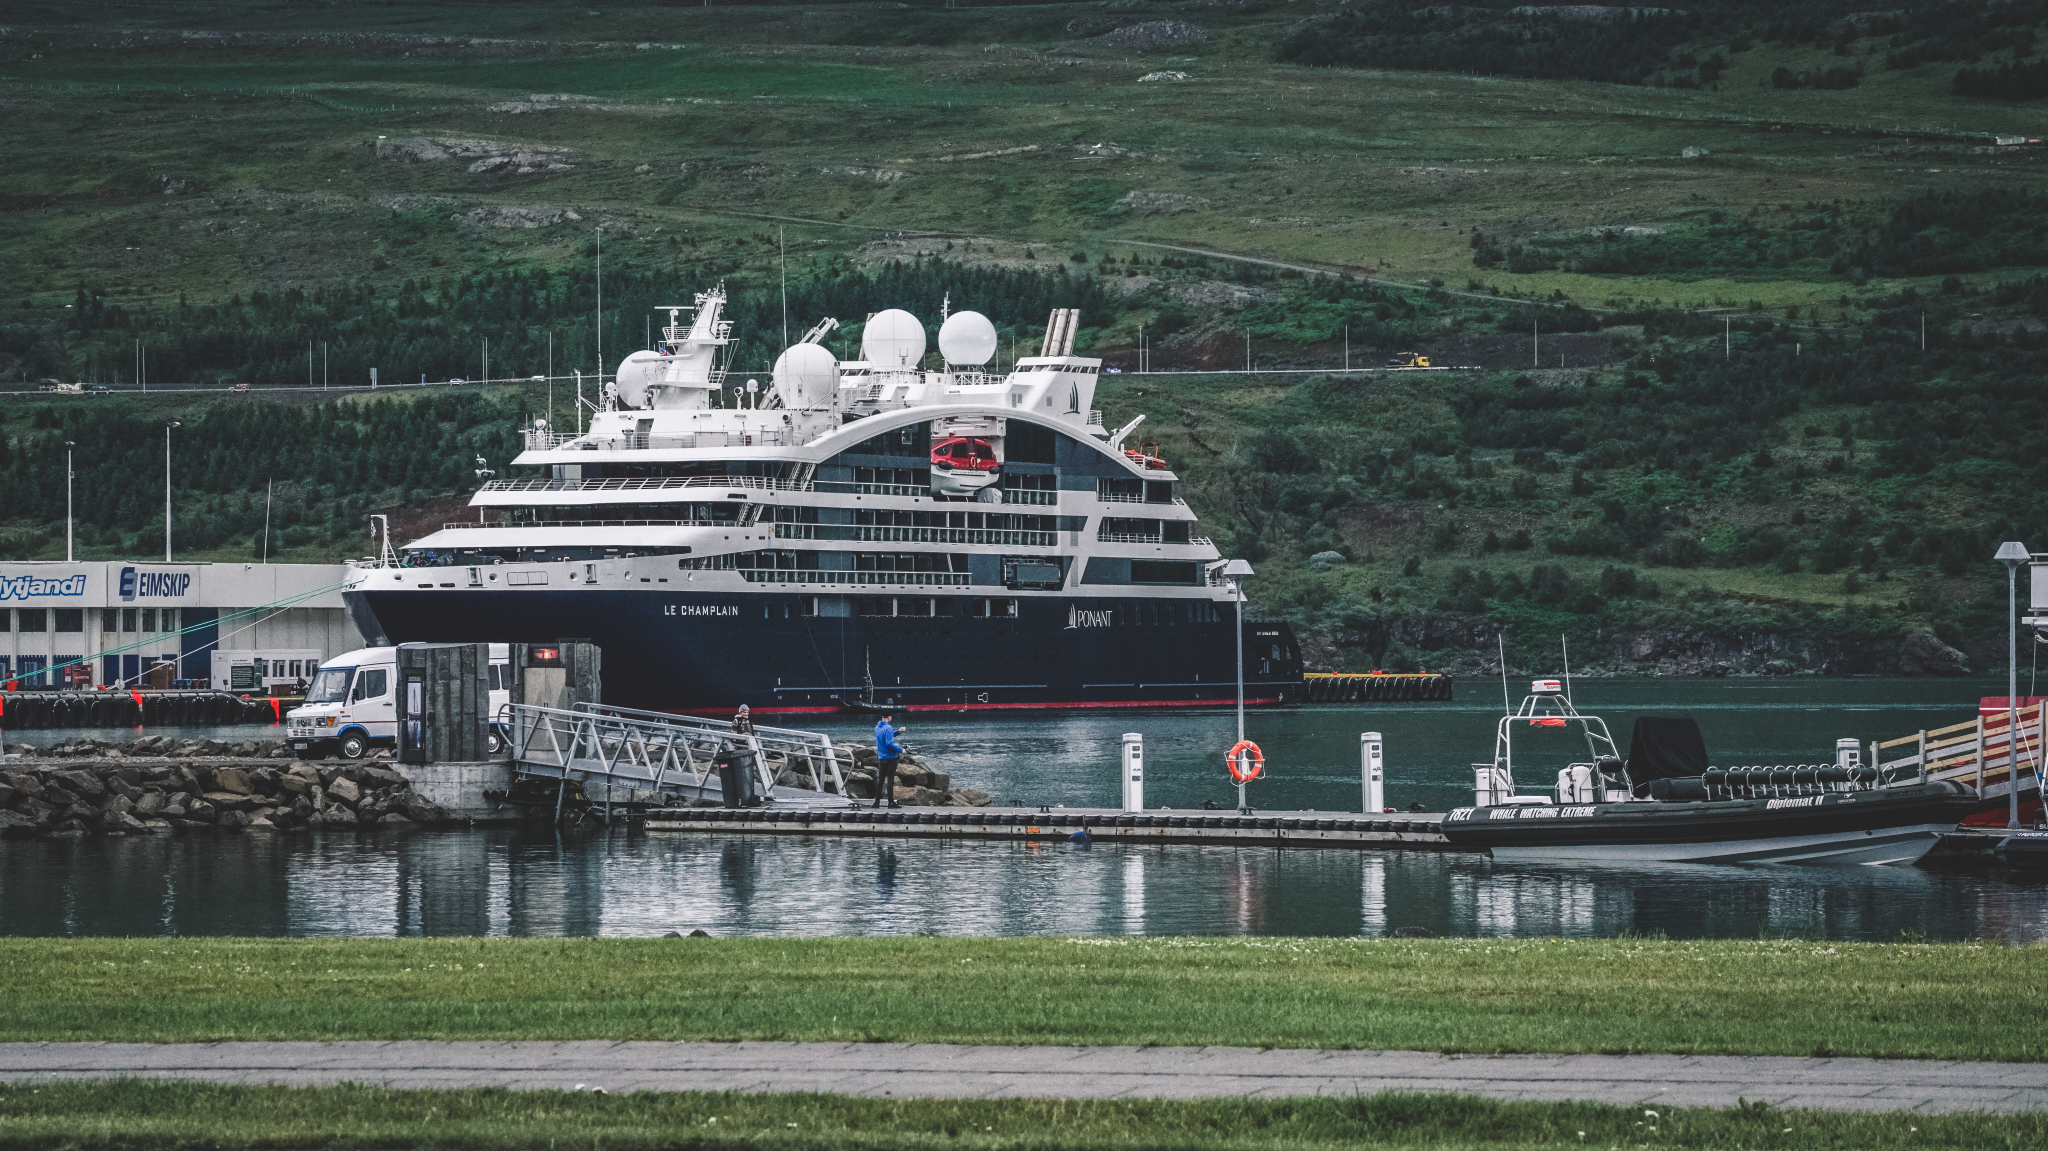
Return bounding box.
[349,588,1303,715]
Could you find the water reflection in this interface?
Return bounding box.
[4,828,2046,943]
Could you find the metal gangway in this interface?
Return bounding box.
[508,701,852,820]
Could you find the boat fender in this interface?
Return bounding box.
[1226,739,1264,783]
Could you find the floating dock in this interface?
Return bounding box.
[643,805,1455,850]
[1302,672,1452,703]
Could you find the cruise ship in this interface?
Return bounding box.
[342,288,1304,714]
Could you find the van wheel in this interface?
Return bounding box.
[485,730,504,755]
[337,731,369,760]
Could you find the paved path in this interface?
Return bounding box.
[2,1043,2042,1113]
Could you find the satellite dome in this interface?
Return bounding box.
[861,309,927,369]
[773,343,839,409]
[937,310,998,367]
[614,350,667,409]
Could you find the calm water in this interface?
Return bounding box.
[5,677,2047,942]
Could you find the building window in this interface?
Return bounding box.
[102,610,117,633]
[122,608,137,632]
[140,609,156,632]
[19,609,45,632]
[53,609,83,633]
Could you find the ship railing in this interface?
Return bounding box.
[1097,531,1166,544]
[774,524,1058,548]
[1872,702,2045,800]
[1002,488,1057,505]
[739,569,971,587]
[443,519,718,530]
[1190,536,1214,546]
[814,481,927,498]
[1095,490,1148,503]
[509,702,848,817]
[522,430,791,452]
[478,476,808,495]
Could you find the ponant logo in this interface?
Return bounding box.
[1066,604,1114,629]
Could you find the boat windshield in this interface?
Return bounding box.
[305,667,353,704]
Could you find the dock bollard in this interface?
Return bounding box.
[1362,732,1384,813]
[1121,732,1145,812]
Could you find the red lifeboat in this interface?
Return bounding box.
[1123,440,1168,470]
[929,436,1001,496]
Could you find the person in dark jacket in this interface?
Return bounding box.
[732,704,755,737]
[873,713,904,808]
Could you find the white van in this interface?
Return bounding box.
[286,644,511,760]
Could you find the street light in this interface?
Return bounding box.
[1222,558,1255,811]
[63,441,75,563]
[164,421,180,562]
[1996,541,2030,829]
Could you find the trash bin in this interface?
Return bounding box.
[715,746,763,808]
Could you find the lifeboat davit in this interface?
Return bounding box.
[929,437,1001,496]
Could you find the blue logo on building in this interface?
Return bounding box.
[120,567,191,600]
[0,574,87,602]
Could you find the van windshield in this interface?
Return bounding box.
[305,667,353,703]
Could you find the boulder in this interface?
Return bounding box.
[104,794,134,819]
[133,792,166,817]
[391,789,446,824]
[359,766,408,789]
[247,814,275,829]
[0,784,12,807]
[1,773,43,801]
[0,809,38,836]
[949,788,993,808]
[53,770,106,800]
[322,804,358,826]
[217,809,252,829]
[276,773,313,796]
[41,783,79,808]
[203,791,261,811]
[114,812,150,833]
[328,777,362,805]
[378,812,416,825]
[209,766,256,795]
[109,766,143,788]
[129,735,169,756]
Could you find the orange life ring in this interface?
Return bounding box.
[1226,739,1264,783]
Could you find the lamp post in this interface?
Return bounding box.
[1222,558,1255,811]
[164,421,180,562]
[1997,541,2030,828]
[63,440,75,563]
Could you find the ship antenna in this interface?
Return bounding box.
[1498,633,1511,715]
[1560,634,1573,708]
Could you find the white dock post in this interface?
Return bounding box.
[1361,731,1384,814]
[1121,732,1144,812]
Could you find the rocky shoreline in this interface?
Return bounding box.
[0,737,447,838]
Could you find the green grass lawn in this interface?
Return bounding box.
[0,1081,2037,1151]
[5,936,2044,1062]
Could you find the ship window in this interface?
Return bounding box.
[901,597,935,617]
[1131,560,1199,585]
[857,597,895,617]
[800,596,819,616]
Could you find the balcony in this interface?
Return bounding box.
[443,519,714,530]
[479,476,804,495]
[521,429,791,452]
[775,524,1057,548]
[1097,531,1165,544]
[813,481,928,498]
[1002,489,1057,506]
[739,570,971,586]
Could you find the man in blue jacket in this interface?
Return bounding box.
[873,712,904,808]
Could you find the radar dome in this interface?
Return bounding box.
[937,310,998,367]
[614,350,668,409]
[861,308,927,369]
[773,343,839,409]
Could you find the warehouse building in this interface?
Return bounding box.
[0,562,366,691]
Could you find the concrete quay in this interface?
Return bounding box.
[644,804,1456,849]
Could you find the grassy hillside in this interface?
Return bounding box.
[5,1,2048,674]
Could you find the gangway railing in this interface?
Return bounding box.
[1874,702,2044,800]
[508,702,849,819]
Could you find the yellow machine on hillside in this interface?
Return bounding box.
[1385,352,1431,369]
